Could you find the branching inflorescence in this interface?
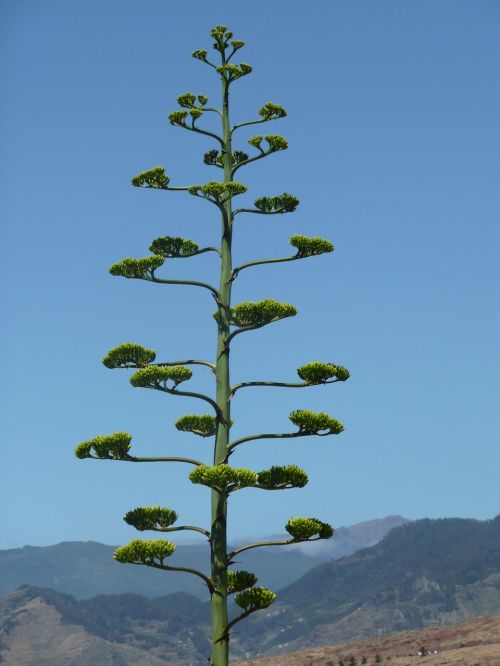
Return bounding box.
[74,24,348,666]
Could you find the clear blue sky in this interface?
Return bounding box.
[1,1,499,549]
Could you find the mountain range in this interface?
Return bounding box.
[1,515,499,664]
[0,515,407,599]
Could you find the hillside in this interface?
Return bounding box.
[1,588,499,665]
[235,515,500,656]
[1,516,499,663]
[0,515,407,599]
[0,585,209,665]
[234,615,500,665]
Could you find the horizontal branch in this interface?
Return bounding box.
[220,609,253,643]
[144,385,223,418]
[134,561,214,593]
[114,360,216,373]
[227,538,294,561]
[231,150,268,177]
[157,359,216,373]
[87,454,204,466]
[226,318,290,345]
[231,117,268,135]
[232,206,289,217]
[171,246,221,257]
[149,524,210,538]
[230,378,341,397]
[150,276,220,299]
[231,254,298,280]
[201,107,222,117]
[225,432,305,459]
[183,121,224,146]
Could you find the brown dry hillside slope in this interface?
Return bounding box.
[0,587,204,665]
[233,616,500,665]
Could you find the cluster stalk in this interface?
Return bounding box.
[211,74,233,665]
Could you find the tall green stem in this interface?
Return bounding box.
[211,72,232,666]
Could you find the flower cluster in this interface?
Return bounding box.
[109,256,165,279]
[235,587,276,612]
[102,343,156,369]
[296,362,350,385]
[289,410,344,435]
[113,539,176,565]
[258,102,287,121]
[168,111,188,126]
[192,49,208,62]
[203,149,222,167]
[210,25,245,55]
[189,464,257,492]
[289,235,334,258]
[285,517,333,542]
[189,181,247,202]
[257,465,308,490]
[254,193,299,213]
[149,236,199,257]
[217,63,253,81]
[203,149,249,168]
[131,167,169,189]
[74,432,132,460]
[227,570,258,594]
[130,365,192,389]
[123,506,178,531]
[175,414,217,437]
[247,135,288,153]
[231,299,297,328]
[177,93,208,109]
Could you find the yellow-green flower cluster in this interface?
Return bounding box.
[192,49,208,62]
[254,193,299,213]
[203,150,248,167]
[211,24,230,41]
[124,506,178,531]
[285,517,333,541]
[74,432,132,460]
[210,26,245,56]
[175,414,217,437]
[257,465,308,490]
[130,365,192,389]
[192,26,245,67]
[113,539,176,565]
[231,299,297,327]
[289,235,334,258]
[176,93,208,108]
[189,464,257,492]
[289,409,344,435]
[109,256,165,279]
[217,63,253,81]
[102,343,156,369]
[203,149,222,167]
[131,166,169,189]
[247,135,288,153]
[227,570,258,594]
[258,102,287,121]
[296,362,350,385]
[189,181,247,201]
[149,236,199,257]
[235,587,276,612]
[264,135,288,151]
[168,111,189,126]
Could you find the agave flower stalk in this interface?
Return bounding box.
[74,25,348,666]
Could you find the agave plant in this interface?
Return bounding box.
[75,24,349,666]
